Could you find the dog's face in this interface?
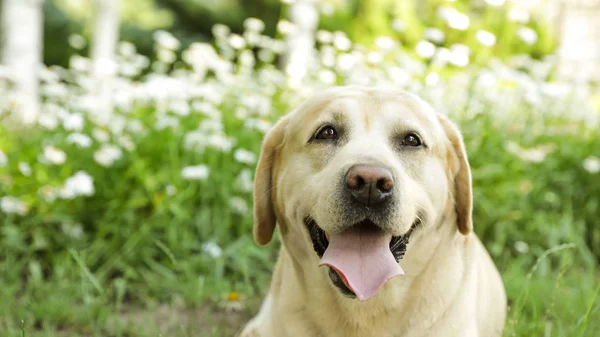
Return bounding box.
[253,86,472,301]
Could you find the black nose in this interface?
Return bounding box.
[345,164,394,206]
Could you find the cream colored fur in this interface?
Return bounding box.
[240,86,506,337]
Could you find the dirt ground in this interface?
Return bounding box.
[109,304,252,336]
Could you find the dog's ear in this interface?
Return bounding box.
[438,114,473,235]
[253,117,289,245]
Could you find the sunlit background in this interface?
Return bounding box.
[0,0,599,336]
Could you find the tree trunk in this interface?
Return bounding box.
[91,0,120,126]
[1,0,44,125]
[282,0,318,81]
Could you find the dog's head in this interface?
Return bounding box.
[253,86,472,301]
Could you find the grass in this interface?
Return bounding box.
[0,242,598,336]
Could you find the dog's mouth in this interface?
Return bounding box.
[306,218,417,301]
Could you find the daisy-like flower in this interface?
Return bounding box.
[64,171,95,197]
[42,146,67,165]
[67,133,92,148]
[181,165,210,180]
[18,162,32,176]
[424,28,445,44]
[202,241,223,258]
[517,27,538,45]
[244,17,265,33]
[583,156,600,174]
[0,149,7,167]
[476,30,497,47]
[236,169,254,192]
[94,145,123,167]
[0,196,28,215]
[234,149,257,164]
[416,41,436,59]
[333,32,352,51]
[229,197,249,215]
[63,113,84,131]
[154,30,180,50]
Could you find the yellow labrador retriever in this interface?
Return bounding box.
[240,86,506,337]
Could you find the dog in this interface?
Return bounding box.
[240,86,506,337]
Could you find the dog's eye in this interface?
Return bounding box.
[401,133,422,147]
[315,126,338,141]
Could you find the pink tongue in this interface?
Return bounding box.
[319,227,404,301]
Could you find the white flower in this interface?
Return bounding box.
[228,34,246,49]
[229,197,249,215]
[70,55,91,73]
[234,149,257,165]
[38,113,59,130]
[449,44,470,67]
[425,72,440,86]
[154,30,180,50]
[63,171,95,197]
[0,196,28,215]
[68,34,87,49]
[244,119,272,134]
[170,100,190,116]
[333,32,351,51]
[514,241,529,254]
[375,36,397,50]
[391,19,407,32]
[318,69,336,84]
[517,27,538,45]
[61,222,84,239]
[193,101,222,120]
[236,169,254,192]
[0,149,7,167]
[181,165,210,180]
[118,41,137,57]
[166,184,177,196]
[94,145,123,167]
[424,28,445,44]
[38,186,57,202]
[42,146,67,165]
[244,17,265,32]
[63,113,84,131]
[316,30,334,44]
[239,50,255,68]
[447,11,470,30]
[212,24,230,37]
[18,162,32,176]
[155,115,179,130]
[509,8,530,23]
[367,51,384,65]
[202,241,222,258]
[485,0,505,6]
[184,130,208,151]
[416,40,436,59]
[118,136,135,152]
[476,30,496,47]
[157,49,176,63]
[321,2,335,16]
[337,53,357,71]
[505,142,555,163]
[583,156,600,174]
[439,7,469,30]
[208,134,234,152]
[67,133,92,148]
[276,20,297,35]
[128,120,146,135]
[92,128,110,142]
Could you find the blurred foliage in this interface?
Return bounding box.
[42,0,556,68]
[319,0,556,60]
